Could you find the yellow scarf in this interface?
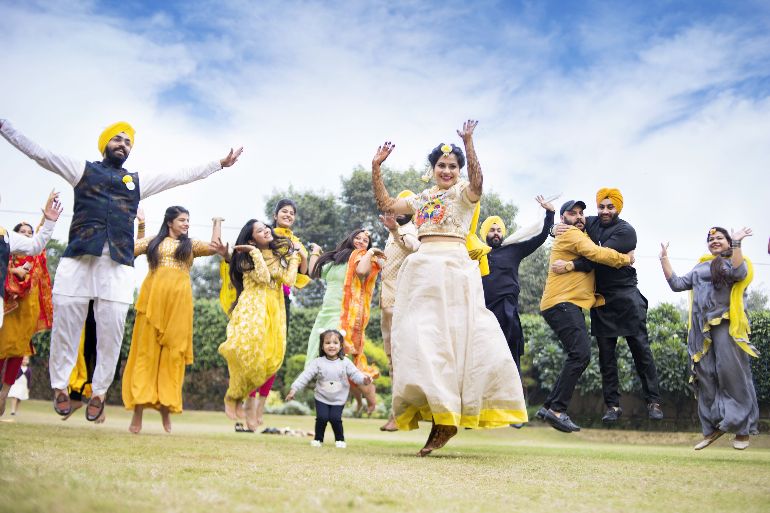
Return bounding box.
[465,201,491,275]
[689,254,756,361]
[273,227,310,288]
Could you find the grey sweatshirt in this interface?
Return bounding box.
[290,356,368,405]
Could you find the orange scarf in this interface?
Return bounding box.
[339,249,381,378]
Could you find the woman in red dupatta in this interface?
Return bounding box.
[0,220,53,415]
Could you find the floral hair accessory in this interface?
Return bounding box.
[441,144,452,157]
[709,228,717,235]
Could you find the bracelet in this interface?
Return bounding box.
[731,240,741,248]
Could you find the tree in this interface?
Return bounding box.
[262,186,346,253]
[44,238,67,283]
[518,245,550,314]
[746,288,769,312]
[190,256,222,299]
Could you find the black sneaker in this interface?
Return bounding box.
[602,407,623,423]
[647,403,664,420]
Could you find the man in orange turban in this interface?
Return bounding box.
[0,117,243,423]
[551,187,663,424]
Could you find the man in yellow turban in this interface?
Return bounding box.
[551,187,663,424]
[0,117,243,423]
[480,195,555,374]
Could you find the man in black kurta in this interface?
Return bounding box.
[564,188,663,422]
[481,196,555,370]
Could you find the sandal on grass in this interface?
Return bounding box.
[53,390,72,416]
[85,396,105,422]
[234,422,254,433]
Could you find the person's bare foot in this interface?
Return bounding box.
[235,400,246,420]
[159,406,172,433]
[61,401,83,421]
[224,398,239,420]
[129,406,144,434]
[245,397,259,431]
[419,424,457,457]
[380,415,398,432]
[418,422,439,457]
[94,410,106,424]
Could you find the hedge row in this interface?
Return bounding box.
[28,301,770,411]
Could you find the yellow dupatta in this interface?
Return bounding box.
[466,201,491,275]
[273,227,310,289]
[689,254,757,362]
[339,248,381,378]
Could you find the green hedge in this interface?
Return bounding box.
[525,304,769,403]
[28,301,769,410]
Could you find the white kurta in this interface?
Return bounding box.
[0,220,55,327]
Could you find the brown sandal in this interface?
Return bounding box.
[85,396,105,422]
[53,390,72,416]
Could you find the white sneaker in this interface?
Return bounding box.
[335,441,347,449]
[310,440,322,447]
[733,437,750,450]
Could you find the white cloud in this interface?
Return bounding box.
[1,1,768,303]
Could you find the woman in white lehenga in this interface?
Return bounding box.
[371,120,527,456]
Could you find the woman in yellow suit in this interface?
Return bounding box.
[122,206,222,434]
[219,199,311,431]
[218,219,300,421]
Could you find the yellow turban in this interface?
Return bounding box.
[479,215,506,240]
[596,187,624,214]
[98,121,135,155]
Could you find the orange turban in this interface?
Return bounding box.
[98,121,135,155]
[596,187,624,214]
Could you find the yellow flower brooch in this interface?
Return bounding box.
[122,174,135,191]
[440,144,452,157]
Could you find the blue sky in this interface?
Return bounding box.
[1,0,769,305]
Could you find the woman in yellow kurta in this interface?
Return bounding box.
[122,206,221,434]
[218,219,300,421]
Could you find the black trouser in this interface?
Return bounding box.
[488,296,525,370]
[597,331,661,407]
[314,400,345,442]
[541,303,591,413]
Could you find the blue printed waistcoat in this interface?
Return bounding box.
[0,227,10,292]
[64,161,140,266]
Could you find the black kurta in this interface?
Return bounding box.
[482,210,554,367]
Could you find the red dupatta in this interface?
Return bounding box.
[3,253,53,331]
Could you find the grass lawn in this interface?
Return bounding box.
[1,400,768,513]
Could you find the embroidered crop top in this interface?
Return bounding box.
[405,180,477,240]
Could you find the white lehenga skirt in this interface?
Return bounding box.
[391,241,528,430]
